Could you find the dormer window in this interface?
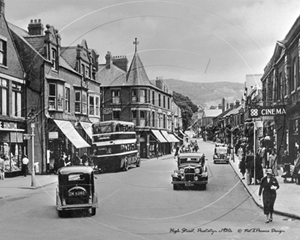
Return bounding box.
[51,48,58,70]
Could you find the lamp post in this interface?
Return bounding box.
[31,122,36,187]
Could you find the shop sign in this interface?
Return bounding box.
[23,134,31,140]
[0,121,18,130]
[249,106,286,118]
[103,108,112,115]
[49,131,59,139]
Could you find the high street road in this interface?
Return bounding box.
[0,139,298,240]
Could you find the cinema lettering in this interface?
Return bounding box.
[249,106,286,118]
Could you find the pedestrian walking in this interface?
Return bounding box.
[245,149,254,184]
[239,152,246,179]
[269,149,278,176]
[0,156,5,180]
[258,169,279,223]
[22,155,29,177]
[73,152,81,166]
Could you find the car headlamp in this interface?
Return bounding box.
[195,168,200,174]
[179,168,184,174]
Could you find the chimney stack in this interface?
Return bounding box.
[28,19,44,35]
[105,51,112,69]
[0,0,5,17]
[112,55,128,72]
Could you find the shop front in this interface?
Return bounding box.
[47,119,90,173]
[0,121,25,177]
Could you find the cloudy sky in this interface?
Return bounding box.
[5,0,300,84]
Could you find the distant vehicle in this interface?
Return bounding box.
[56,166,98,217]
[213,144,229,164]
[171,152,208,190]
[91,121,140,172]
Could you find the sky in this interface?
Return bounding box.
[5,0,300,85]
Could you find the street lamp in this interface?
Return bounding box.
[31,122,36,187]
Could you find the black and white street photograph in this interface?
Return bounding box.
[1,0,300,239]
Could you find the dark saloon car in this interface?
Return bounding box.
[56,166,98,217]
[171,152,208,190]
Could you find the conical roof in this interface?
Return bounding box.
[125,51,153,87]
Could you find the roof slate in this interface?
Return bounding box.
[125,52,153,86]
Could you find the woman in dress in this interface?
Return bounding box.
[258,169,279,223]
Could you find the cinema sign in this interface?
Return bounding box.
[249,106,286,118]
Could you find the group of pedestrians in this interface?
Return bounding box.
[235,142,280,223]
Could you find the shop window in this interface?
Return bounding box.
[0,38,7,66]
[12,82,22,117]
[0,79,8,115]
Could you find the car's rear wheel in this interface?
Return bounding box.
[136,158,141,167]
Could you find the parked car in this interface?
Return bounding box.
[213,143,229,164]
[56,166,98,217]
[171,152,208,190]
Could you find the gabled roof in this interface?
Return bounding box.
[61,46,77,69]
[125,52,153,86]
[223,105,242,117]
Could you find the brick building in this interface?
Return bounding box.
[10,18,100,173]
[0,0,26,176]
[97,39,180,158]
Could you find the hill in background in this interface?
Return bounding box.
[160,79,244,108]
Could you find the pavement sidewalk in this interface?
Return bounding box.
[229,154,300,220]
[0,175,58,199]
[0,156,172,199]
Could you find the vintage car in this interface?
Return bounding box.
[56,166,98,217]
[213,144,229,164]
[171,152,208,190]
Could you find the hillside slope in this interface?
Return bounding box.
[162,79,244,108]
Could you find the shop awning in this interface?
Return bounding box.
[80,122,93,140]
[160,130,173,142]
[168,133,180,142]
[151,130,167,143]
[174,133,183,141]
[54,120,90,149]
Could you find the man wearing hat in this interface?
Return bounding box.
[258,169,279,223]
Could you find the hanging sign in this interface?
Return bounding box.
[249,106,286,118]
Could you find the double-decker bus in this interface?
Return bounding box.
[91,121,140,172]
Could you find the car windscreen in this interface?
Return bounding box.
[179,157,200,164]
[215,147,227,154]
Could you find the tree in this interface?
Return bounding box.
[173,91,199,131]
